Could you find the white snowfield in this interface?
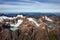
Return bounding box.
[0,16,8,22]
[16,15,24,18]
[27,18,40,27]
[0,16,13,20]
[0,15,24,27]
[10,19,23,27]
[45,16,53,22]
[0,15,24,20]
[1,16,8,19]
[0,17,3,22]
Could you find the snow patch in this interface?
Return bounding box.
[17,15,24,18]
[10,19,23,27]
[27,18,39,26]
[45,16,53,22]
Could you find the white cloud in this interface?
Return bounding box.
[47,0,60,3]
[33,0,60,3]
[0,1,60,13]
[0,9,60,13]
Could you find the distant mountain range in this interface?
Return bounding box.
[0,12,60,18]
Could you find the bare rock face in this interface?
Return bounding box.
[0,27,9,40]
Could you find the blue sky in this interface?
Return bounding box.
[0,0,60,13]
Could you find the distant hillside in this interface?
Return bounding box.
[20,12,56,18]
[54,13,60,16]
[0,12,59,18]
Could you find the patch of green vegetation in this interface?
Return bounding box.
[10,27,18,31]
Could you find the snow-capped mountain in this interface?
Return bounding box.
[0,14,57,30]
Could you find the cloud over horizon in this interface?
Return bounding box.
[0,0,60,13]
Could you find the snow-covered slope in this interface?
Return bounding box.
[27,18,40,26]
[10,19,23,27]
[45,16,53,22]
